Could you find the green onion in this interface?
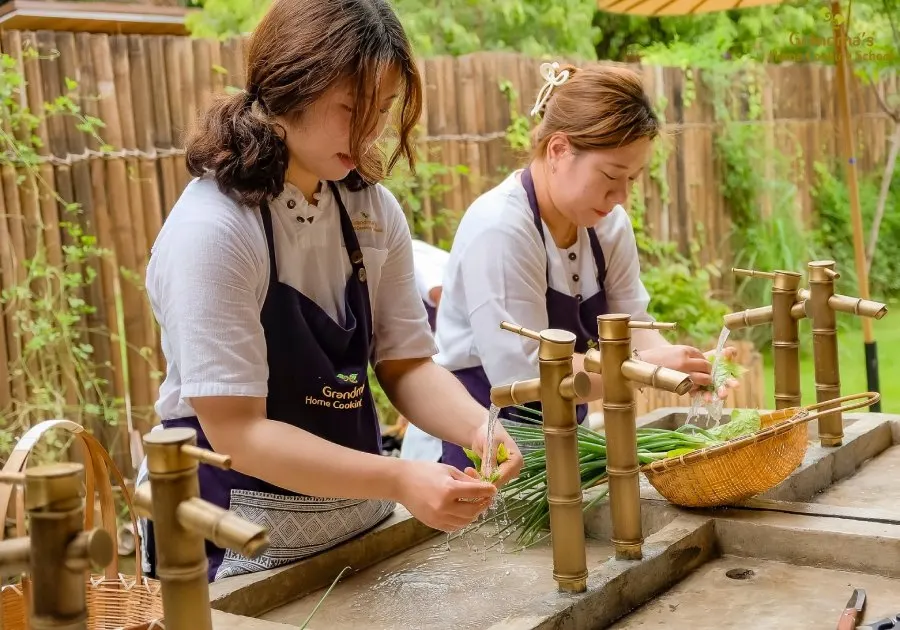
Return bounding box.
[474,406,760,546]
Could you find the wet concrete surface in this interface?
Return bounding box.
[609,555,900,628]
[813,443,900,511]
[261,522,618,630]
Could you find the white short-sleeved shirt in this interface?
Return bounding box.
[146,175,437,421]
[434,170,652,388]
[410,239,450,306]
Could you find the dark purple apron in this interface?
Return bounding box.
[424,302,437,331]
[145,183,382,581]
[441,166,610,471]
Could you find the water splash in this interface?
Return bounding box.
[687,325,730,426]
[481,404,501,480]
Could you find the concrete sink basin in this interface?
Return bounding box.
[204,410,900,629]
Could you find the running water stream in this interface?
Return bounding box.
[480,404,501,481]
[687,325,731,426]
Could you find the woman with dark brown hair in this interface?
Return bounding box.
[414,62,738,471]
[136,0,522,581]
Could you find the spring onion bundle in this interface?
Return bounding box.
[481,406,761,547]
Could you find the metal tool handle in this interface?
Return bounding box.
[0,472,25,485]
[499,321,541,341]
[732,267,777,280]
[627,321,677,331]
[181,444,232,470]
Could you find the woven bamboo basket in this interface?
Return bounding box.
[641,392,880,508]
[0,419,164,629]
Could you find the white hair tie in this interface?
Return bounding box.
[530,62,571,118]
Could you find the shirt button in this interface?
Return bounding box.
[287,199,296,209]
[296,216,305,223]
[568,252,577,261]
[572,274,580,282]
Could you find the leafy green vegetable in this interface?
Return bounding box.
[475,406,765,547]
[666,447,698,458]
[464,444,507,482]
[463,447,482,471]
[708,408,761,441]
[708,357,749,393]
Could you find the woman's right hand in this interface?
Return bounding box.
[394,460,497,532]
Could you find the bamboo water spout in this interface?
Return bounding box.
[132,428,270,630]
[0,463,114,630]
[804,261,887,445]
[726,268,805,411]
[580,315,692,562]
[726,263,888,446]
[488,323,592,594]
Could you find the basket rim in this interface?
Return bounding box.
[641,391,878,474]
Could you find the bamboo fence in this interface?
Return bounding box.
[0,35,894,473]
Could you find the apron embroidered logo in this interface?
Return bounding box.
[306,383,366,409]
[336,372,359,384]
[352,211,382,233]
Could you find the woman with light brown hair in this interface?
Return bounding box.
[136,0,523,582]
[415,62,738,471]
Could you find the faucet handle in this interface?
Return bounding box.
[628,321,677,331]
[181,444,232,470]
[0,472,25,485]
[732,267,777,280]
[499,321,542,341]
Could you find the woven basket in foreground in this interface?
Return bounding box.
[641,391,880,508]
[0,419,164,629]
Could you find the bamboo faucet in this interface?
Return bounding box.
[581,315,693,561]
[726,268,805,410]
[0,463,114,630]
[488,322,593,593]
[132,428,270,630]
[725,262,887,446]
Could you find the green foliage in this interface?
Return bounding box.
[395,0,599,58]
[185,0,600,58]
[380,132,470,248]
[810,160,900,302]
[0,49,140,462]
[629,185,730,348]
[184,0,267,39]
[367,365,398,426]
[499,80,531,154]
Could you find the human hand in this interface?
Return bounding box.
[467,420,524,487]
[703,345,741,402]
[636,345,715,389]
[395,460,497,532]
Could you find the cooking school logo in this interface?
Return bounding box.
[306,372,365,409]
[776,7,894,63]
[352,211,382,233]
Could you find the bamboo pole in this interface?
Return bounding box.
[111,34,158,457]
[35,30,82,421]
[2,31,41,424]
[831,0,880,411]
[71,32,115,434]
[147,36,179,213]
[0,32,30,416]
[83,34,132,474]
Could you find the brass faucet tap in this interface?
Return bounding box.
[727,268,806,411]
[0,463,114,630]
[488,323,592,594]
[727,263,887,447]
[132,428,270,630]
[580,315,692,561]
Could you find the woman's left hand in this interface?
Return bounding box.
[466,421,524,487]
